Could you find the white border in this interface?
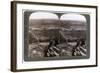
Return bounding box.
[16,3,96,69]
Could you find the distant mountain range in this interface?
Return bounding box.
[29,19,86,30]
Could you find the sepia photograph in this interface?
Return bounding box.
[24,11,90,61]
[11,1,97,71]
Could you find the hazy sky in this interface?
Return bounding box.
[29,12,86,22]
[29,12,58,20]
[60,13,86,22]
